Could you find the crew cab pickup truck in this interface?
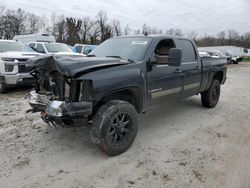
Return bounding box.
[0,40,40,93]
[27,35,227,156]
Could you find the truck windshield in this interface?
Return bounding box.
[89,37,152,61]
[44,43,73,53]
[0,41,35,52]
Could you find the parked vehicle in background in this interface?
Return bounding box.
[198,46,247,64]
[27,35,227,156]
[28,42,82,55]
[73,44,97,55]
[198,49,231,64]
[198,51,211,58]
[13,33,56,43]
[0,40,40,93]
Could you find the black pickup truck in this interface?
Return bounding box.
[27,35,227,156]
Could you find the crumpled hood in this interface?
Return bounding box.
[49,52,85,56]
[27,55,130,78]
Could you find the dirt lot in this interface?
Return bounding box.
[0,63,250,188]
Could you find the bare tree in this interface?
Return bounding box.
[0,6,5,38]
[56,15,66,42]
[89,20,100,44]
[228,30,239,45]
[96,10,108,41]
[66,17,82,45]
[26,13,40,34]
[133,29,141,34]
[216,31,226,45]
[80,17,92,43]
[112,19,121,36]
[187,30,198,40]
[123,24,131,36]
[50,13,57,36]
[166,28,183,36]
[40,14,49,33]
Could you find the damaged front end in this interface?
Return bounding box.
[26,55,93,126]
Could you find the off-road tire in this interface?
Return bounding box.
[91,100,138,156]
[0,82,7,94]
[201,79,221,108]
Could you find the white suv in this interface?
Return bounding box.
[0,40,40,93]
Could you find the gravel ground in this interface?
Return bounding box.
[0,63,250,188]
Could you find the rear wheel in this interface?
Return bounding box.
[201,79,220,108]
[91,100,138,156]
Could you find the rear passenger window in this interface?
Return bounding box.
[176,39,196,62]
[75,46,83,53]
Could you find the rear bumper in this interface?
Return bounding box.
[0,73,35,87]
[27,91,92,120]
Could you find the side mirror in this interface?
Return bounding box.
[168,48,182,66]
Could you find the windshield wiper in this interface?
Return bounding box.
[106,55,121,58]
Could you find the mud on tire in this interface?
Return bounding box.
[201,79,221,108]
[91,100,138,156]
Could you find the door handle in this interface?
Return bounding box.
[174,69,182,73]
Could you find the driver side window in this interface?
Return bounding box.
[154,39,175,64]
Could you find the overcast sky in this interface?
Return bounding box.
[1,0,250,35]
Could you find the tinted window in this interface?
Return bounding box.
[83,46,92,54]
[36,43,45,53]
[176,39,196,62]
[154,39,175,56]
[89,37,152,61]
[44,43,72,53]
[75,45,83,53]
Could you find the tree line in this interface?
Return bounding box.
[0,6,250,48]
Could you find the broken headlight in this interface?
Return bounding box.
[47,101,65,117]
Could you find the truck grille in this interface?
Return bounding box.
[18,65,29,73]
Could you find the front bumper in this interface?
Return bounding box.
[0,73,35,87]
[27,91,92,120]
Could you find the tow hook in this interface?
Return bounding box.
[41,111,57,128]
[41,111,49,123]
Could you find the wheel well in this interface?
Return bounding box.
[213,71,223,83]
[93,88,141,114]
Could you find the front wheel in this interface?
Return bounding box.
[91,100,138,156]
[201,79,221,108]
[0,82,7,94]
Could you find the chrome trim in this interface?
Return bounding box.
[151,87,182,99]
[183,82,200,90]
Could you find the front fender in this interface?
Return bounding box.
[78,68,146,101]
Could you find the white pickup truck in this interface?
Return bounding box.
[0,40,40,93]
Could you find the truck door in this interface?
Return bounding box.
[147,39,183,106]
[175,39,202,98]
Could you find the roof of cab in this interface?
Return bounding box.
[112,34,189,40]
